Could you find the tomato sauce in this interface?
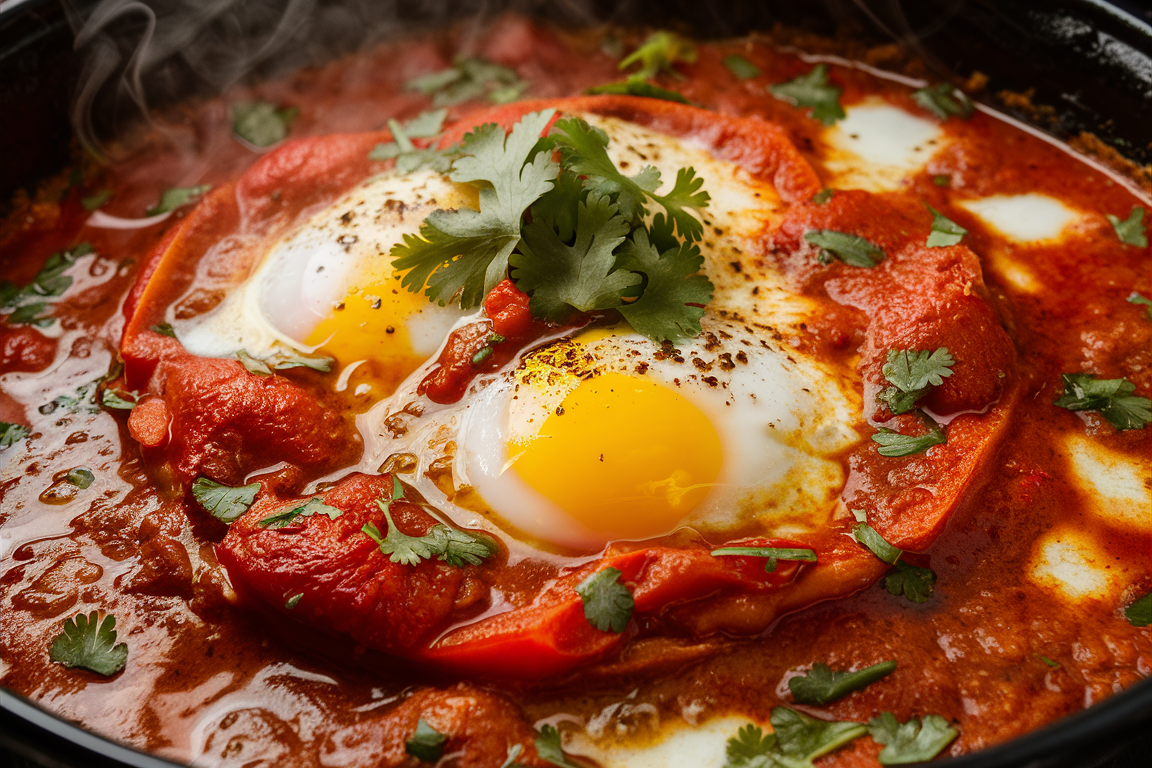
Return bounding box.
[1,15,1148,768]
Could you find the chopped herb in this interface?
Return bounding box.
[711,546,817,573]
[284,593,302,609]
[471,346,494,365]
[232,102,298,148]
[769,64,845,125]
[1,422,29,449]
[771,706,867,762]
[49,611,128,676]
[369,109,454,174]
[912,83,973,120]
[867,712,958,765]
[8,302,54,326]
[146,185,211,216]
[926,206,967,247]
[932,174,951,187]
[151,322,177,338]
[853,523,903,565]
[1038,655,1061,668]
[804,230,884,268]
[877,347,955,415]
[872,411,946,457]
[2,242,94,327]
[258,498,343,528]
[191,477,261,523]
[407,57,527,107]
[498,744,528,768]
[723,54,761,80]
[723,723,776,768]
[575,567,634,633]
[789,660,897,705]
[884,560,936,603]
[41,380,101,416]
[618,30,696,81]
[536,724,583,768]
[81,190,112,211]
[363,475,495,567]
[236,350,272,375]
[270,352,334,373]
[1053,373,1151,431]
[1128,292,1152,320]
[585,79,689,103]
[100,390,140,410]
[811,188,834,205]
[1125,591,1151,627]
[64,468,95,489]
[1107,207,1147,247]
[406,719,448,763]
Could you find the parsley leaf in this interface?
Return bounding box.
[853,523,903,565]
[49,611,128,676]
[804,230,884,267]
[575,566,634,633]
[1107,207,1148,247]
[64,468,95,489]
[911,83,973,120]
[392,110,558,308]
[232,102,298,148]
[872,412,946,457]
[407,57,527,107]
[406,719,448,763]
[585,79,689,103]
[1053,373,1151,431]
[536,724,581,768]
[1,422,29,450]
[771,706,867,762]
[363,476,495,567]
[877,348,955,415]
[711,546,817,573]
[1128,292,1152,320]
[789,660,897,705]
[146,185,211,216]
[1125,591,1151,627]
[614,227,713,344]
[512,192,639,321]
[926,206,967,247]
[724,54,761,80]
[192,477,261,523]
[258,498,343,529]
[884,560,936,603]
[867,712,958,765]
[81,189,112,211]
[769,64,845,125]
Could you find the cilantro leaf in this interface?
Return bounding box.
[270,352,334,372]
[804,230,884,268]
[536,724,581,768]
[769,64,844,125]
[232,102,298,148]
[724,724,777,768]
[811,188,834,205]
[867,712,958,765]
[1038,655,1060,668]
[285,593,303,609]
[711,546,817,573]
[2,242,94,327]
[146,185,211,216]
[405,719,448,762]
[1128,291,1152,320]
[100,390,140,410]
[872,410,947,457]
[530,171,586,242]
[1107,207,1148,247]
[8,302,54,326]
[258,498,343,529]
[407,57,527,107]
[585,79,689,103]
[911,83,973,120]
[392,110,558,308]
[878,348,955,415]
[512,191,639,322]
[370,109,452,174]
[1053,373,1151,431]
[49,611,128,676]
[192,477,261,523]
[615,227,713,344]
[853,523,903,565]
[770,706,867,762]
[575,566,634,633]
[81,189,112,211]
[151,322,177,338]
[788,660,897,705]
[926,206,967,247]
[498,744,527,768]
[363,476,495,567]
[236,350,272,376]
[884,560,937,603]
[618,30,697,80]
[1125,591,1152,627]
[64,468,95,489]
[724,54,761,80]
[1,422,29,450]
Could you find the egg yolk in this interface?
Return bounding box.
[303,272,429,394]
[509,372,723,541]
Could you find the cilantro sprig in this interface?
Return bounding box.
[392,110,714,344]
[769,64,844,125]
[258,497,343,529]
[536,724,581,768]
[407,57,527,107]
[1053,373,1151,431]
[711,545,817,573]
[232,101,298,148]
[49,611,128,676]
[872,414,946,457]
[911,83,973,120]
[575,566,635,633]
[789,660,897,705]
[587,31,695,103]
[369,109,453,174]
[852,512,937,603]
[1107,206,1147,247]
[877,348,955,416]
[362,476,496,567]
[1,242,94,327]
[723,707,866,768]
[192,477,261,523]
[867,712,958,765]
